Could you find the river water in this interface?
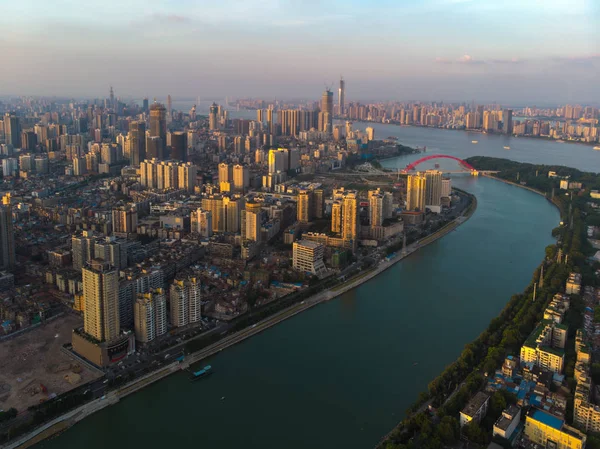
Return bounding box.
[39,126,568,449]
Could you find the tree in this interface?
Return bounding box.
[437,416,458,444]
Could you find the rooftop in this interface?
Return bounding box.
[461,391,489,417]
[530,408,563,430]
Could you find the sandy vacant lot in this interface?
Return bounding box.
[0,314,103,412]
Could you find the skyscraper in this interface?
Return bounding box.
[82,259,120,342]
[134,288,167,343]
[109,86,115,110]
[233,164,250,191]
[4,113,20,149]
[321,89,333,133]
[503,109,513,135]
[338,77,345,115]
[0,205,15,270]
[166,94,172,122]
[128,121,146,166]
[424,170,443,212]
[146,136,164,160]
[170,131,187,162]
[142,97,149,112]
[369,192,384,227]
[407,173,427,211]
[149,102,167,149]
[341,191,359,241]
[209,103,219,131]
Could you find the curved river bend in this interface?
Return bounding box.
[39,170,559,448]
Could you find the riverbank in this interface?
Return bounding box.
[345,118,599,149]
[2,194,478,449]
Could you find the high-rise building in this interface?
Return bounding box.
[209,103,219,131]
[341,191,359,241]
[338,77,345,115]
[166,94,172,122]
[331,201,342,234]
[313,189,324,219]
[219,162,232,184]
[297,190,313,223]
[245,201,262,242]
[441,178,452,198]
[407,173,427,211]
[366,127,375,141]
[503,109,513,135]
[142,97,149,112]
[128,121,146,166]
[0,205,15,270]
[134,288,167,343]
[146,136,164,160]
[71,230,97,271]
[293,240,326,276]
[170,131,187,162]
[196,209,213,237]
[169,276,201,328]
[424,170,443,210]
[149,102,167,149]
[233,164,250,191]
[321,89,333,133]
[3,113,20,149]
[112,207,138,234]
[257,109,264,123]
[177,162,197,192]
[82,259,120,342]
[268,148,288,174]
[369,192,384,227]
[21,130,37,151]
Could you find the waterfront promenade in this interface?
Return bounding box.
[2,193,477,449]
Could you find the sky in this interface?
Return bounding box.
[0,0,598,104]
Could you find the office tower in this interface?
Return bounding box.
[128,121,146,166]
[82,259,120,342]
[167,94,172,122]
[169,276,201,328]
[134,288,167,343]
[149,102,167,149]
[297,190,313,223]
[341,191,359,241]
[109,86,115,109]
[0,205,15,270]
[177,162,197,192]
[503,109,513,135]
[146,136,164,160]
[425,170,443,209]
[313,189,324,218]
[209,103,219,130]
[338,77,345,115]
[406,173,427,211]
[321,89,333,133]
[219,162,233,183]
[112,207,138,234]
[293,240,326,276]
[71,230,97,271]
[196,209,213,237]
[21,131,37,151]
[233,164,250,191]
[142,97,149,112]
[170,131,187,162]
[4,113,20,148]
[257,109,264,123]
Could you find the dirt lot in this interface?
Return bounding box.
[0,314,103,412]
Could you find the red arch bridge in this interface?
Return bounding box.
[401,154,476,174]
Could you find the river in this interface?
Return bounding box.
[39,157,560,447]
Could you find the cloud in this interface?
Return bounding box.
[435,54,486,64]
[490,57,525,64]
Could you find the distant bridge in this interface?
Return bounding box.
[401,154,476,174]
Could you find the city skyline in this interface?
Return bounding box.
[1,0,598,103]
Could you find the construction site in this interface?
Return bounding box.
[0,314,103,412]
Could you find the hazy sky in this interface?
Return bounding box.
[1,0,598,104]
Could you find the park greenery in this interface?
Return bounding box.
[378,157,599,449]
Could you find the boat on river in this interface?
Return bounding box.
[594,146,600,150]
[190,365,212,381]
[471,140,478,144]
[504,146,510,150]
